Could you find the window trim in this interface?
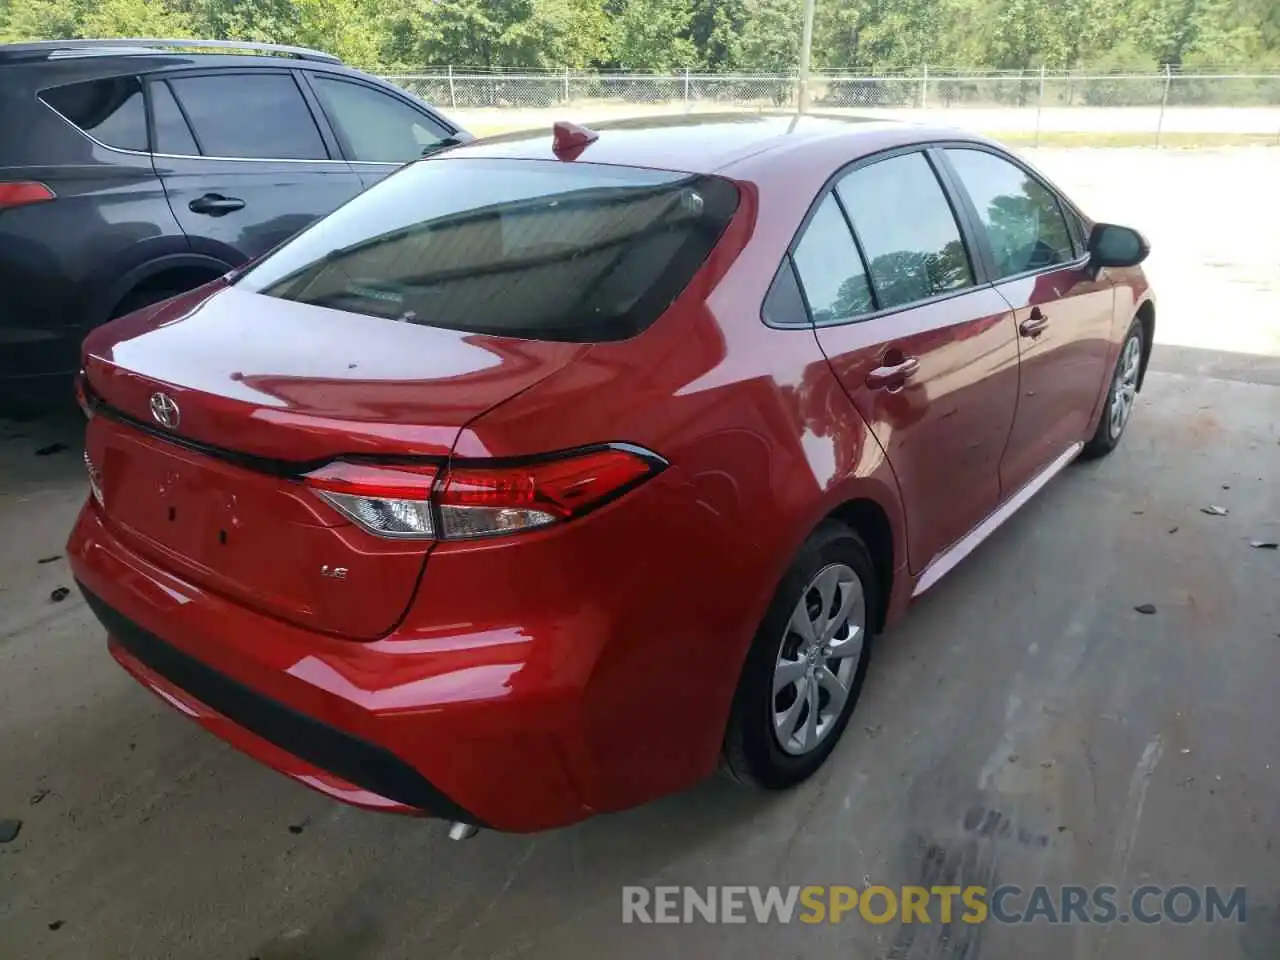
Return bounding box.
[933,142,1092,280]
[761,138,1094,332]
[299,71,454,166]
[768,143,987,331]
[786,192,878,326]
[37,74,151,153]
[832,148,982,320]
[828,187,881,314]
[145,78,202,157]
[142,67,337,162]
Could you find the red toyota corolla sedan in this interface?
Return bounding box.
[68,114,1153,835]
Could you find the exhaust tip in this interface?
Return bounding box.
[448,821,480,841]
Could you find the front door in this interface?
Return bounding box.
[802,150,1021,575]
[149,70,363,263]
[939,147,1116,493]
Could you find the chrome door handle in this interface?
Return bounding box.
[866,356,920,390]
[1019,310,1049,338]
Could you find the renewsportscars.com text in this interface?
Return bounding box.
[622,885,1247,925]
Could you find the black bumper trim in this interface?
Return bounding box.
[78,583,483,826]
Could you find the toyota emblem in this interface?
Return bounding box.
[149,392,181,430]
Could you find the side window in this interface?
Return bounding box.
[41,76,148,151]
[945,148,1075,279]
[311,77,450,163]
[791,194,874,324]
[168,74,327,160]
[837,152,974,310]
[150,81,199,156]
[762,258,809,327]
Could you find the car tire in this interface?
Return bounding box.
[722,522,877,789]
[1082,318,1144,460]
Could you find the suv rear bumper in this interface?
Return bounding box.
[68,504,593,832]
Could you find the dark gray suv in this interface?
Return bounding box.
[0,38,469,400]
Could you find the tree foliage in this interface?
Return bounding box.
[3,0,1278,70]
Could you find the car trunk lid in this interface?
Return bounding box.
[82,284,583,639]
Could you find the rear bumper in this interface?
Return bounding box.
[81,585,480,822]
[68,504,593,832]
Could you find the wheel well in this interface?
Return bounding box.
[1135,300,1155,390]
[826,498,894,633]
[109,264,226,319]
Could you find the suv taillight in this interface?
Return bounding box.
[302,445,664,541]
[0,181,56,211]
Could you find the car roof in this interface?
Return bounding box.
[447,112,992,176]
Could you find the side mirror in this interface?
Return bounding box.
[1088,223,1150,269]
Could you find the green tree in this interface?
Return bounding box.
[82,0,191,39]
[613,0,697,69]
[3,0,88,41]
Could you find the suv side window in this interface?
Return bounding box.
[791,194,873,324]
[150,81,199,156]
[167,74,327,160]
[311,76,451,163]
[40,76,148,152]
[836,152,974,311]
[944,148,1075,279]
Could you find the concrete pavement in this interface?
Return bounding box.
[2,147,1279,959]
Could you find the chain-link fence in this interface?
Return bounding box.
[385,68,1280,142]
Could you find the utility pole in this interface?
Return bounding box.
[797,0,817,112]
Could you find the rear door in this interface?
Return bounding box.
[939,146,1116,493]
[804,149,1021,575]
[302,73,456,189]
[149,69,363,264]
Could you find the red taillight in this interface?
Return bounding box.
[302,446,662,541]
[0,181,56,211]
[304,461,438,500]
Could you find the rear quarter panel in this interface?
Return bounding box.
[440,172,909,806]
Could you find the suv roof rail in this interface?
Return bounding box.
[0,38,343,65]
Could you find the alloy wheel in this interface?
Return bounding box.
[771,563,866,756]
[1109,333,1142,440]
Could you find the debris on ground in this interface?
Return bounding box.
[1177,776,1195,787]
[1201,505,1229,516]
[1222,484,1231,490]
[1135,603,1158,615]
[49,587,70,603]
[1168,526,1179,534]
[288,817,310,835]
[0,819,22,843]
[34,443,67,456]
[48,921,64,931]
[1007,753,1019,763]
[37,555,61,564]
[1180,748,1192,754]
[1249,540,1278,550]
[1040,760,1055,768]
[1132,510,1145,515]
[864,724,882,739]
[29,789,50,805]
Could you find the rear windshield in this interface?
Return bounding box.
[237,158,739,341]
